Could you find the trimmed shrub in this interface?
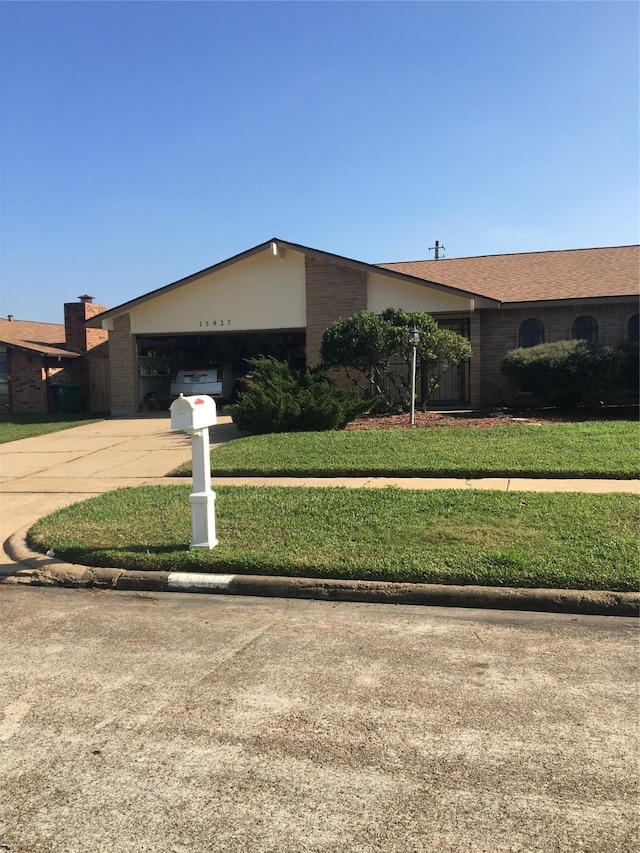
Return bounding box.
[501,340,627,407]
[619,341,639,393]
[227,357,371,434]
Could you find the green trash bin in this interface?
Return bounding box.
[52,384,84,414]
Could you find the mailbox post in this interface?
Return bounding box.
[170,394,218,549]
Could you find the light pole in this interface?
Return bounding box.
[409,324,420,425]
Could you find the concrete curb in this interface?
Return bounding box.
[3,530,638,617]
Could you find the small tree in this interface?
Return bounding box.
[320,308,472,410]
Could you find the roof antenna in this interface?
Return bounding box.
[429,240,445,259]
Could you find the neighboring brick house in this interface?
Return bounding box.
[0,297,109,414]
[86,240,639,415]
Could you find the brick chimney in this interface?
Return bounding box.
[64,296,108,354]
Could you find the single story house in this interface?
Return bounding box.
[0,297,109,413]
[86,239,639,415]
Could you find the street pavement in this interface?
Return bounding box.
[1,585,638,853]
[1,416,638,852]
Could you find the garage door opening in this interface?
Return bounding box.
[135,330,306,411]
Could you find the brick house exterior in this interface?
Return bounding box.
[0,298,109,413]
[304,255,368,367]
[381,244,639,407]
[86,240,639,415]
[107,313,137,416]
[477,301,638,406]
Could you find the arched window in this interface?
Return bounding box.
[571,315,598,343]
[628,313,639,342]
[518,318,545,348]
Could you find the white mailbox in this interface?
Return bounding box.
[169,393,219,549]
[170,394,217,432]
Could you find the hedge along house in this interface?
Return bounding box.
[0,297,110,414]
[86,239,639,416]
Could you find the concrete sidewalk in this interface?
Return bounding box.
[205,474,640,492]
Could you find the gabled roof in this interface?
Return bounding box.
[378,245,640,303]
[87,238,493,325]
[0,318,80,359]
[87,240,639,327]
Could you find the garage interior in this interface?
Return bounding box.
[135,329,306,410]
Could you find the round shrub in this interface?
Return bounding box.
[227,357,371,434]
[501,340,626,408]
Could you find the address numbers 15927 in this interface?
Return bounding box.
[199,320,231,328]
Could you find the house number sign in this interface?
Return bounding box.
[199,319,231,328]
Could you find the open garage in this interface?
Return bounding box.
[134,329,306,410]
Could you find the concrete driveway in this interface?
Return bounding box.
[0,586,637,853]
[0,414,238,572]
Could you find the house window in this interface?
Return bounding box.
[571,315,598,343]
[518,318,545,348]
[628,313,639,342]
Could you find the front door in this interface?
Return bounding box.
[424,319,471,405]
[89,359,111,412]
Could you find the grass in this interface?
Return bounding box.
[171,420,640,479]
[27,485,640,591]
[0,412,106,444]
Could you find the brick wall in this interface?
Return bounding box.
[108,313,137,415]
[9,350,48,412]
[61,301,110,399]
[479,300,639,406]
[8,349,87,413]
[304,256,368,367]
[5,303,110,414]
[468,311,482,408]
[64,301,109,354]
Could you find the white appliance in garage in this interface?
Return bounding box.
[169,366,235,401]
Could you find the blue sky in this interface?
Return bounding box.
[1,0,638,323]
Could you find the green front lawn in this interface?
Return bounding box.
[27,486,639,591]
[172,420,639,479]
[0,413,106,444]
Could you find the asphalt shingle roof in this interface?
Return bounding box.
[378,245,640,303]
[0,318,80,358]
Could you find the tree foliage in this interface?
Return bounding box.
[227,357,371,434]
[320,308,472,409]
